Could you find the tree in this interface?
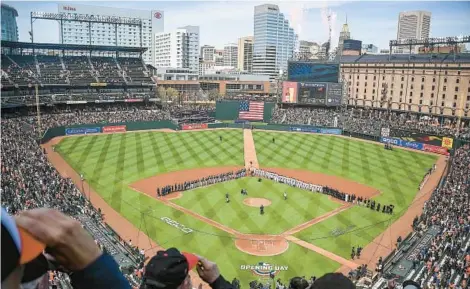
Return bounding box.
[207,89,219,101]
[157,86,167,101]
[165,87,179,102]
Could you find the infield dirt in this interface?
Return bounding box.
[42,130,447,279]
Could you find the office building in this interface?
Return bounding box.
[342,39,362,55]
[237,36,253,72]
[57,4,164,65]
[200,45,215,61]
[337,17,351,57]
[252,4,295,79]
[214,49,224,66]
[362,44,379,54]
[154,26,200,72]
[1,4,19,42]
[223,43,238,67]
[396,11,431,53]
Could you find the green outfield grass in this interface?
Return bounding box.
[252,131,438,259]
[173,177,341,234]
[55,130,340,285]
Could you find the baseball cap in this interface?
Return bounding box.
[143,248,199,289]
[310,273,355,289]
[1,207,46,281]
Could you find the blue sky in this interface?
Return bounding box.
[6,1,470,50]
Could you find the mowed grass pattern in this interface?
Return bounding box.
[174,178,341,234]
[56,130,341,284]
[253,131,438,258]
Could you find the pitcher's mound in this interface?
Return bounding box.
[243,198,271,207]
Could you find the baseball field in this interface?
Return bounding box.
[51,128,440,285]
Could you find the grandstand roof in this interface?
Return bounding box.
[1,41,147,53]
[339,53,470,64]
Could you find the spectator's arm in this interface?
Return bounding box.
[70,252,131,289]
[209,275,235,289]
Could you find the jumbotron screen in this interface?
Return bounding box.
[287,62,339,83]
[298,82,327,105]
[282,81,343,106]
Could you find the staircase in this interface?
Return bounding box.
[114,57,128,84]
[34,55,41,76]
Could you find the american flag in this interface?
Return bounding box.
[239,101,264,120]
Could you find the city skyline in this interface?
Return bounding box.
[5,1,470,51]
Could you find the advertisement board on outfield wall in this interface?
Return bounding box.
[423,144,449,155]
[380,137,449,155]
[181,123,208,130]
[289,127,342,135]
[65,127,101,135]
[103,125,127,133]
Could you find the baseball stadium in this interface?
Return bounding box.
[1,9,470,289]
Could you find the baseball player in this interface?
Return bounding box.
[284,191,287,200]
[226,193,230,203]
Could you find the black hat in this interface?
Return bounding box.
[143,248,199,289]
[310,273,355,289]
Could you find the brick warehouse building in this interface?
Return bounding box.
[339,53,470,117]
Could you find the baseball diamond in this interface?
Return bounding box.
[48,128,440,286]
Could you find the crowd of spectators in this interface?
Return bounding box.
[271,106,470,140]
[1,118,145,288]
[13,104,170,132]
[404,145,470,289]
[167,104,216,124]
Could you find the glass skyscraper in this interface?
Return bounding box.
[1,4,19,42]
[253,4,295,80]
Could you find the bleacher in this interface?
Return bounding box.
[37,55,68,85]
[63,56,96,85]
[91,56,123,84]
[1,54,39,86]
[119,57,150,84]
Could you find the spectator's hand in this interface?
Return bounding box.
[196,256,221,284]
[15,208,102,271]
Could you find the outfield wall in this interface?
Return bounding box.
[41,120,178,143]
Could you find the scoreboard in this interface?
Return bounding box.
[283,81,343,106]
[298,82,327,105]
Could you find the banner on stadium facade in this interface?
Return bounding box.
[441,137,453,149]
[66,101,87,104]
[90,83,107,87]
[124,99,143,103]
[65,127,101,135]
[95,100,115,103]
[423,144,449,155]
[102,125,127,133]
[181,123,208,130]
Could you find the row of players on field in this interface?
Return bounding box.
[156,168,395,215]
